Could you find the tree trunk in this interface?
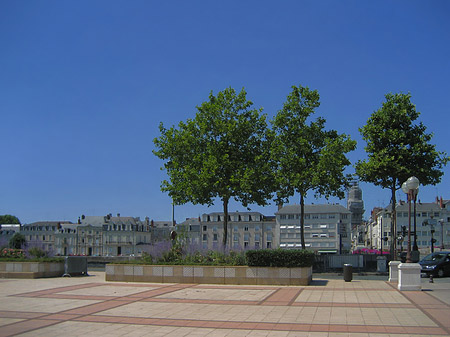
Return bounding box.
[222,198,229,248]
[300,194,306,249]
[390,183,397,259]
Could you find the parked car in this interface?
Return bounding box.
[419,251,450,278]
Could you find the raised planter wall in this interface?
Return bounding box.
[0,262,64,279]
[106,264,312,285]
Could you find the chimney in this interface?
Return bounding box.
[440,197,444,209]
[145,217,149,226]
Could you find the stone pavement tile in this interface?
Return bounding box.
[57,284,159,297]
[0,318,59,337]
[0,296,101,313]
[0,317,24,327]
[157,287,275,302]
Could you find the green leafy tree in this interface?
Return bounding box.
[271,85,356,249]
[9,233,26,249]
[154,87,274,247]
[0,215,21,224]
[355,92,449,256]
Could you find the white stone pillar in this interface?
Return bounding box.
[389,261,400,282]
[398,263,422,291]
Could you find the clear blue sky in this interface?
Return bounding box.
[1,1,449,224]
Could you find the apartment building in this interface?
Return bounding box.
[21,221,72,252]
[197,211,277,250]
[276,204,352,253]
[371,199,449,253]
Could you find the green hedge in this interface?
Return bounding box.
[245,249,314,268]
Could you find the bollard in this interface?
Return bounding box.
[429,274,434,283]
[343,264,352,282]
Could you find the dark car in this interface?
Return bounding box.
[419,251,450,278]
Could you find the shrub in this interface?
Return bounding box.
[246,249,314,268]
[27,247,49,258]
[9,233,26,249]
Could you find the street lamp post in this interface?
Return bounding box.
[439,219,445,250]
[413,190,419,251]
[401,176,420,263]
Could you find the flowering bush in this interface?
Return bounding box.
[0,248,25,259]
[139,241,247,266]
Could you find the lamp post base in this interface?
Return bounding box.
[398,263,421,291]
[389,261,401,282]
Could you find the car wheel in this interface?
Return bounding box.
[436,269,445,278]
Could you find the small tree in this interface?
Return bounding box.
[154,87,274,247]
[271,85,356,249]
[355,92,449,256]
[9,233,26,249]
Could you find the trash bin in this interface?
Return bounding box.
[376,256,387,273]
[343,263,352,282]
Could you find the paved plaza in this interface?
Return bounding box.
[0,272,449,336]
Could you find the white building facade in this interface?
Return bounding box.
[276,204,352,253]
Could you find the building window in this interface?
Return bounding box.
[255,225,260,231]
[255,242,260,248]
[280,215,286,220]
[213,234,218,241]
[288,214,294,219]
[234,225,238,232]
[213,226,218,232]
[312,214,319,219]
[233,234,239,241]
[267,242,272,248]
[203,225,207,231]
[202,234,207,241]
[244,242,249,247]
[244,226,249,231]
[304,214,310,219]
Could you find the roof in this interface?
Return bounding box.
[276,204,351,215]
[382,202,442,213]
[23,221,72,227]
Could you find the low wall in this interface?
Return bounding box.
[0,262,64,279]
[106,264,312,285]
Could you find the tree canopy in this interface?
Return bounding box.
[355,92,449,255]
[153,87,274,246]
[0,215,21,224]
[271,85,356,249]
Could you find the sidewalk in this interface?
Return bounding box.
[0,272,449,336]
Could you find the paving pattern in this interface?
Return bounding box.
[0,272,449,336]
